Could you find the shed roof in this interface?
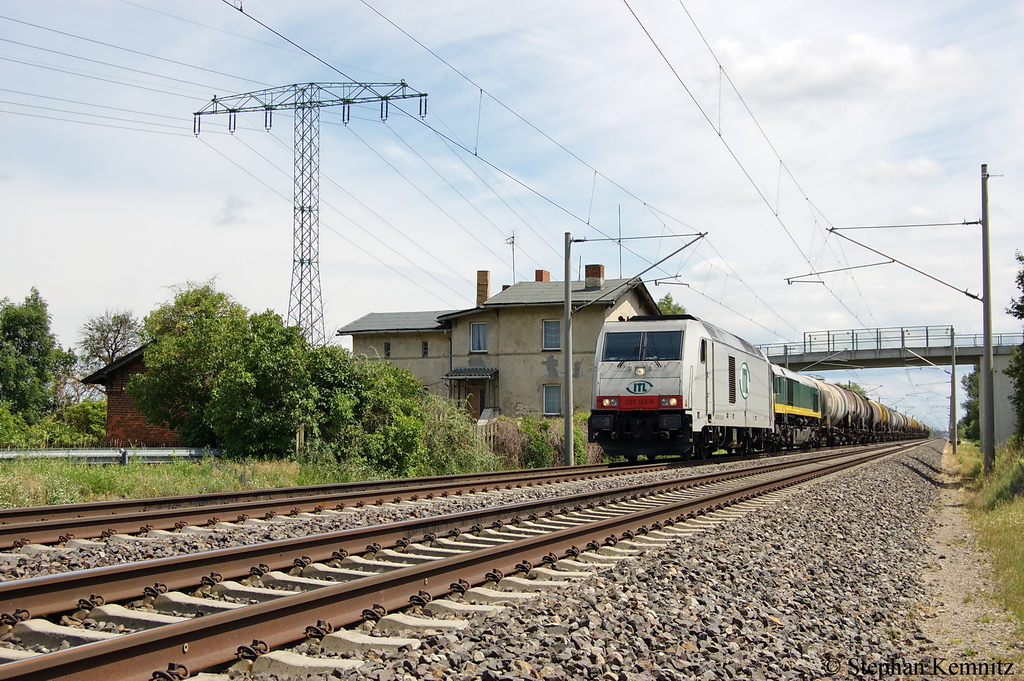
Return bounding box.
[336,310,458,336]
[443,367,499,380]
[80,343,150,386]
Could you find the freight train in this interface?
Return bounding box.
[587,315,929,461]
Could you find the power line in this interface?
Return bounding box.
[0,86,186,120]
[0,13,268,86]
[251,122,478,291]
[198,134,465,309]
[0,37,236,91]
[223,1,795,331]
[0,106,191,136]
[0,98,188,129]
[0,55,207,99]
[623,0,877,329]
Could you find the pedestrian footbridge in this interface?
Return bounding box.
[757,325,1022,444]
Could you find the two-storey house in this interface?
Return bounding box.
[337,264,659,419]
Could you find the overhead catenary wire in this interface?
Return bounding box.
[623,0,879,329]
[6,2,831,346]
[357,0,802,310]
[221,1,799,338]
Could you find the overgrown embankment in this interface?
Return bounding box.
[954,438,1024,626]
[0,413,600,507]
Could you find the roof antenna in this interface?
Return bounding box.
[505,233,516,284]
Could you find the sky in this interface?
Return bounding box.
[2,0,1023,431]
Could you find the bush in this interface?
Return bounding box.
[489,419,529,468]
[977,437,1024,509]
[0,401,107,449]
[413,394,503,477]
[519,416,555,468]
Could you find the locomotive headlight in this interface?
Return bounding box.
[600,397,619,407]
[660,396,680,407]
[635,367,646,376]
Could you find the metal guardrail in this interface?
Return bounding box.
[757,325,1024,357]
[0,448,222,465]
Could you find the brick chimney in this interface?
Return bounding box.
[585,264,605,289]
[535,269,551,282]
[476,270,490,307]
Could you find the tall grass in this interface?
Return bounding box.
[0,407,592,508]
[0,457,303,507]
[954,438,1024,625]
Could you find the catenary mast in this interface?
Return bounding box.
[194,82,427,345]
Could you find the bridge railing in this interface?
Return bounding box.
[757,325,1024,357]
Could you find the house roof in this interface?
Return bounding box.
[437,278,658,321]
[80,343,150,386]
[336,310,459,336]
[336,277,659,336]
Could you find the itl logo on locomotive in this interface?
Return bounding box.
[739,362,750,400]
[626,380,654,395]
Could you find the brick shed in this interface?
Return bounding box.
[81,344,180,447]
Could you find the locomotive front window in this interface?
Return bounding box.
[603,332,642,361]
[644,331,682,360]
[602,330,683,361]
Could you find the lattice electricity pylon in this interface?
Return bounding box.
[194,82,428,346]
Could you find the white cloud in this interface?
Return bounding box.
[718,34,982,101]
[855,158,943,182]
[213,195,253,226]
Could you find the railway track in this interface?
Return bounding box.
[0,441,921,680]
[0,443,885,552]
[0,460,687,551]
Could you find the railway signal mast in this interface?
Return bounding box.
[194,82,428,345]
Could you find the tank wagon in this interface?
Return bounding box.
[588,315,929,461]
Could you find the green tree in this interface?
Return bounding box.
[845,382,868,398]
[205,311,311,458]
[1005,250,1024,436]
[1008,251,1024,320]
[127,282,250,448]
[312,347,427,476]
[959,368,980,442]
[657,293,686,315]
[0,288,74,424]
[128,283,316,458]
[78,308,143,369]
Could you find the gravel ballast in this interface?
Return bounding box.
[272,440,950,681]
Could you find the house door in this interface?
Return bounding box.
[466,380,486,420]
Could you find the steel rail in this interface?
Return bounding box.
[0,461,679,550]
[0,456,655,524]
[0,441,897,550]
[0,446,877,618]
[0,441,918,681]
[0,459,657,525]
[0,440,888,528]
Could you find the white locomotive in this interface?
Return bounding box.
[587,315,928,461]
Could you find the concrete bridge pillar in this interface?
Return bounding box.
[994,353,1018,446]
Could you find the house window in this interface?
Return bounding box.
[470,323,488,353]
[542,320,561,351]
[422,341,429,357]
[384,342,391,358]
[543,384,562,416]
